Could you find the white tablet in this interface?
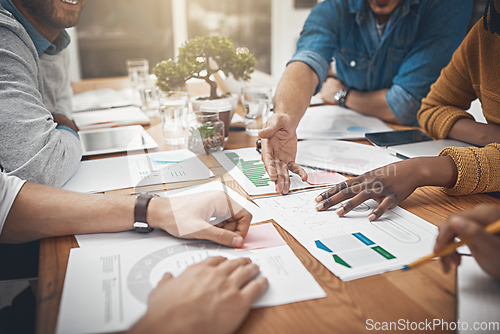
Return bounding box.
[78,125,158,156]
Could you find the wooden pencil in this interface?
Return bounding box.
[403,219,500,270]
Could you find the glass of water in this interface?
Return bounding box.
[126,58,150,107]
[241,86,273,136]
[158,91,190,145]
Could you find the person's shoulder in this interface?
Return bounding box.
[0,6,37,59]
[0,6,24,35]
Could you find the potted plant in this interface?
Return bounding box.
[153,36,257,114]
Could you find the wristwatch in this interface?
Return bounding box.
[334,87,351,108]
[133,192,159,233]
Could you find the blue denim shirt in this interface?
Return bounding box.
[0,0,70,55]
[290,0,472,125]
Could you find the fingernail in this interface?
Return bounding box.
[315,195,322,202]
[316,203,323,211]
[336,207,344,216]
[232,236,244,248]
[368,214,376,221]
[453,219,467,232]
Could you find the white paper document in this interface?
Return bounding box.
[62,149,213,193]
[57,227,326,334]
[387,139,473,159]
[75,181,273,248]
[212,148,322,196]
[296,140,401,176]
[296,106,393,140]
[458,257,500,334]
[73,106,150,130]
[72,88,136,112]
[254,189,438,281]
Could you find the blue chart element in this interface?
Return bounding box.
[352,232,375,246]
[347,126,370,132]
[315,240,332,253]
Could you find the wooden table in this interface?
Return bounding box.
[36,78,500,334]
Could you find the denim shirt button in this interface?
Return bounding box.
[350,60,356,67]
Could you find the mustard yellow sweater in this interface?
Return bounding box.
[418,18,500,196]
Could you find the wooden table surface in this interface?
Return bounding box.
[36,77,500,334]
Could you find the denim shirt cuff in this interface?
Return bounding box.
[57,125,79,139]
[386,85,420,126]
[288,50,330,95]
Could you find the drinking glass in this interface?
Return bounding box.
[126,58,150,108]
[241,87,273,136]
[158,91,190,145]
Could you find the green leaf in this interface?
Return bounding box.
[153,36,256,96]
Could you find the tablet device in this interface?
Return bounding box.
[78,125,158,156]
[365,130,432,147]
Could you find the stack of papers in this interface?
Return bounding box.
[57,224,326,334]
[62,149,214,193]
[296,106,393,140]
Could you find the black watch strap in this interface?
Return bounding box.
[337,87,351,108]
[134,193,158,233]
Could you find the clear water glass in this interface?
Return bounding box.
[241,87,273,136]
[158,91,190,145]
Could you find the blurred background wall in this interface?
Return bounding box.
[68,0,486,83]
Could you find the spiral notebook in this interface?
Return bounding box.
[72,88,150,130]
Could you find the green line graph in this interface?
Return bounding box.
[225,152,270,188]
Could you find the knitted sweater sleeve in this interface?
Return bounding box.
[439,143,500,196]
[417,23,477,139]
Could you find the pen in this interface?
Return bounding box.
[403,219,500,270]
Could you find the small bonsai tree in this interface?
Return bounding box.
[153,36,257,100]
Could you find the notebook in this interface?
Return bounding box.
[72,106,150,130]
[71,88,150,130]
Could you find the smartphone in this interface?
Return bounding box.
[365,130,432,147]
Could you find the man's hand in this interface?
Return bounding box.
[258,113,307,194]
[130,257,269,334]
[317,77,344,105]
[148,191,252,248]
[434,205,500,280]
[53,113,78,133]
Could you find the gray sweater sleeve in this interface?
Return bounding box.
[0,172,25,236]
[0,16,81,188]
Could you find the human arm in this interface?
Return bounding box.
[1,178,251,247]
[53,113,78,134]
[317,77,397,123]
[258,0,343,194]
[258,61,313,194]
[448,119,500,147]
[417,17,500,145]
[0,26,81,187]
[434,205,500,280]
[315,156,458,220]
[128,257,268,334]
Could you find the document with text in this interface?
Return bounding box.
[57,224,326,334]
[254,189,438,281]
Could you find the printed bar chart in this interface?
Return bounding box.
[225,152,271,188]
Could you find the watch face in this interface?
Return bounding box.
[334,89,345,101]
